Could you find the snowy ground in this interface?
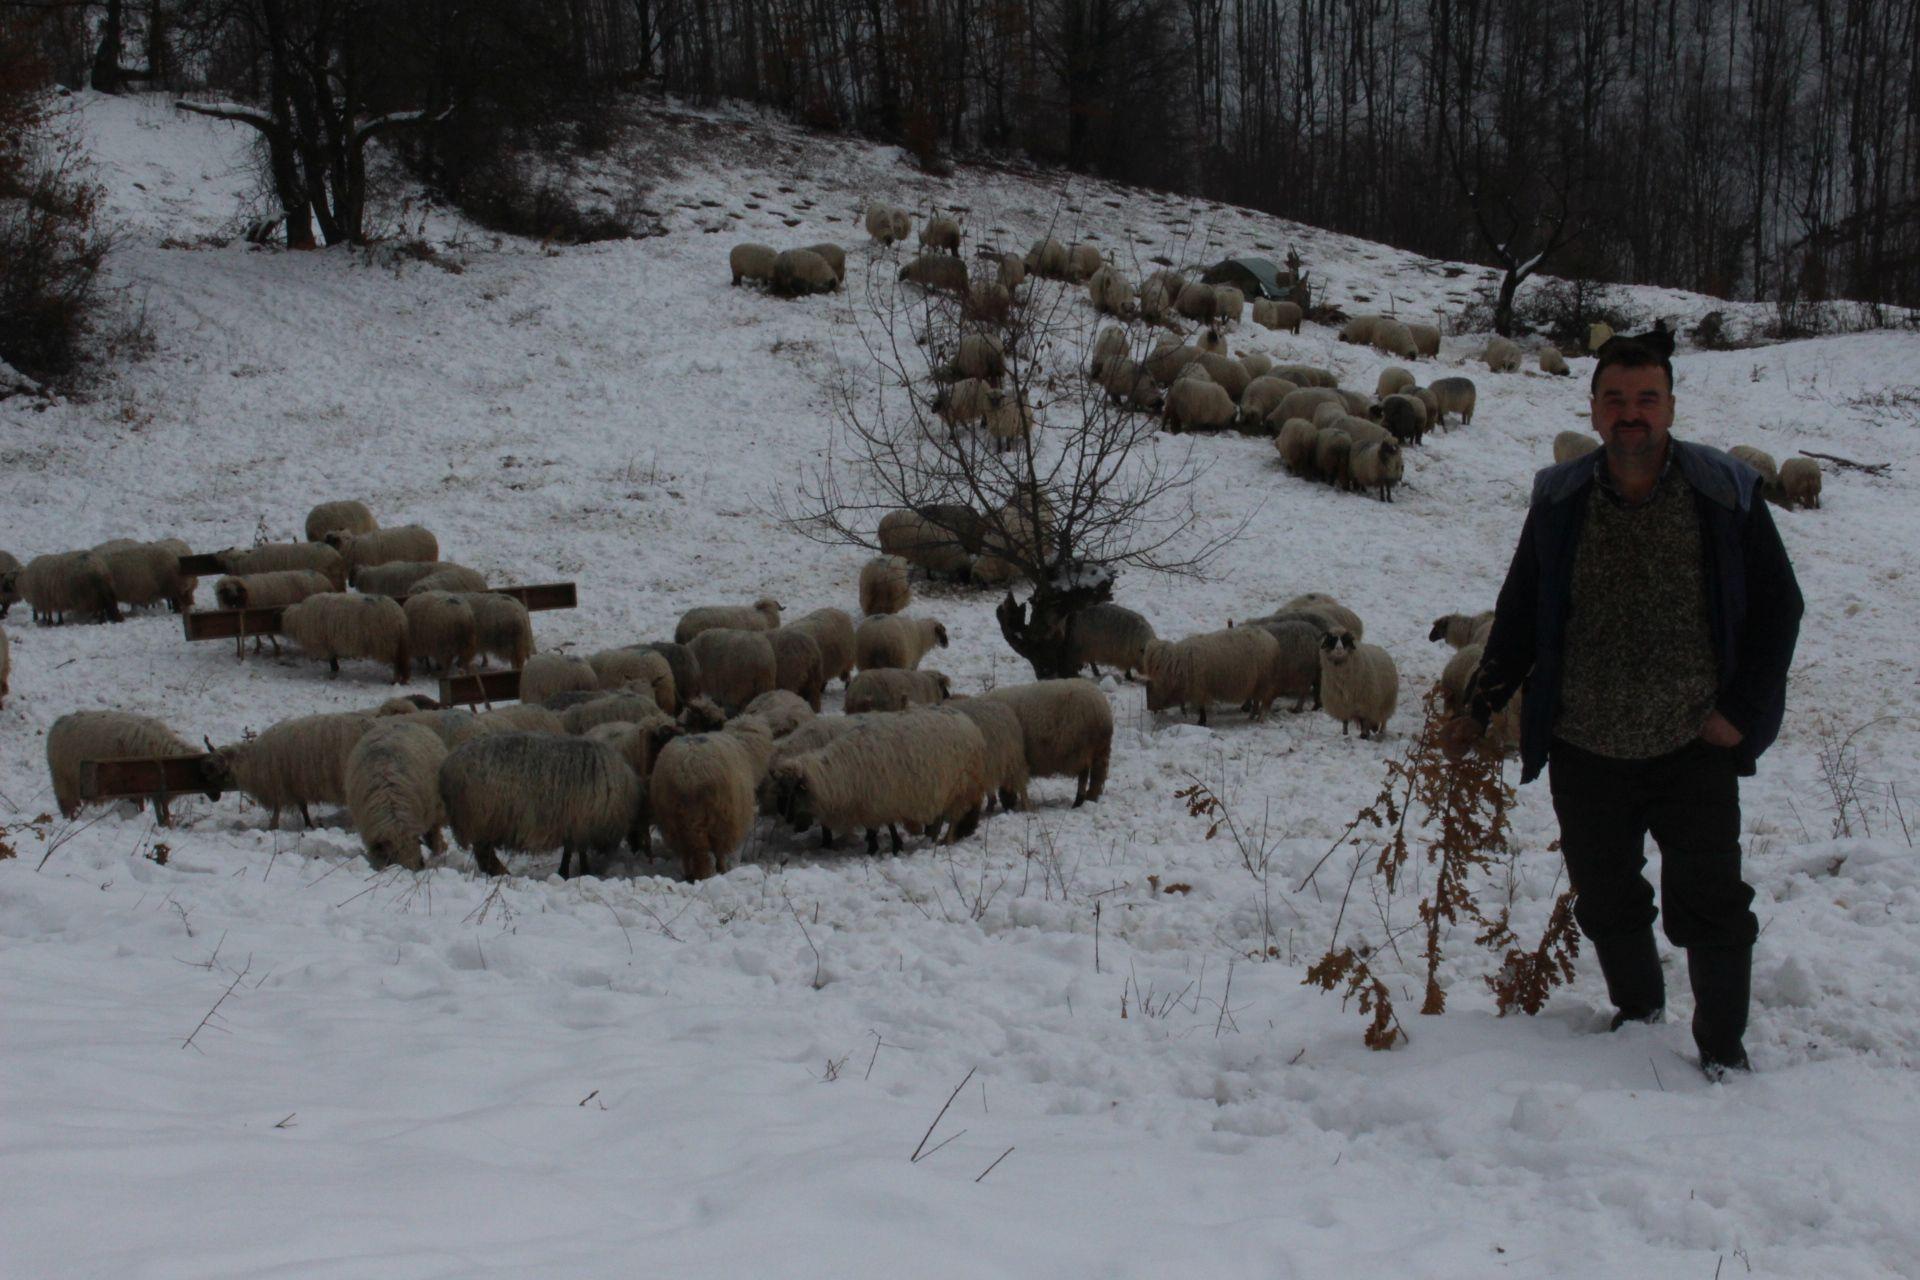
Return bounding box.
[2,91,1918,1278]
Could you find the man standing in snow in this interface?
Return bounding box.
[1441,339,1803,1081]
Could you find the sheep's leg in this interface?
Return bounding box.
[888,824,902,854]
[1196,705,1208,727]
[426,827,445,857]
[1073,772,1088,808]
[1088,662,1103,679]
[328,657,340,675]
[558,844,574,879]
[865,828,879,855]
[820,826,835,850]
[474,844,507,877]
[154,798,173,828]
[950,805,981,843]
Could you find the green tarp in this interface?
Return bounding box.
[1200,256,1293,300]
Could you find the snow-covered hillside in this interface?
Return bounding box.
[2,91,1917,1279]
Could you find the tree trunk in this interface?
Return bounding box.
[1493,265,1523,336]
[91,0,125,92]
[995,580,1113,681]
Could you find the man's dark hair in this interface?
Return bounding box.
[1591,338,1673,394]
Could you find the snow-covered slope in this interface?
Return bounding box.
[2,92,1917,1279]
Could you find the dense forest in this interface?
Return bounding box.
[10,0,1920,314]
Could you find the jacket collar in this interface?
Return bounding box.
[1533,438,1748,512]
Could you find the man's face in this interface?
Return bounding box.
[1590,364,1675,464]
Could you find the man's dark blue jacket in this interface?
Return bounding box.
[1468,439,1804,784]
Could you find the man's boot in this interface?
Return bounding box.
[1688,945,1753,1080]
[1594,927,1665,1030]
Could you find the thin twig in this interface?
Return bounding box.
[975,1146,1016,1183]
[182,956,253,1051]
[910,1066,976,1162]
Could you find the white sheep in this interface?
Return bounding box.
[1317,628,1398,738]
[404,591,477,673]
[560,692,664,735]
[215,569,333,612]
[345,720,449,870]
[1408,322,1441,358]
[769,709,990,854]
[1252,299,1303,332]
[1025,237,1069,278]
[1212,284,1246,325]
[409,564,489,594]
[772,248,839,296]
[1239,616,1322,712]
[1283,593,1365,640]
[1349,440,1404,502]
[878,508,976,580]
[327,525,438,579]
[1315,428,1354,490]
[18,551,121,625]
[948,696,1030,811]
[1370,319,1417,360]
[1065,243,1104,281]
[650,715,776,879]
[204,710,379,828]
[860,556,911,616]
[845,667,951,712]
[519,652,596,704]
[1376,367,1415,399]
[769,627,826,711]
[92,539,195,613]
[675,597,782,644]
[1067,603,1155,680]
[900,253,968,294]
[855,613,949,671]
[47,711,214,824]
[687,627,778,712]
[1554,431,1601,464]
[440,732,644,878]
[729,243,777,286]
[587,648,676,710]
[1340,315,1382,344]
[1539,347,1570,375]
[1428,376,1477,426]
[460,593,533,669]
[1483,337,1522,373]
[920,215,962,255]
[981,678,1113,807]
[740,689,816,738]
[217,542,348,590]
[804,243,847,284]
[1778,457,1822,510]
[788,608,856,687]
[1142,628,1281,725]
[281,593,411,683]
[1088,266,1133,316]
[305,500,377,544]
[1428,611,1494,649]
[1274,417,1320,476]
[1164,378,1236,433]
[351,561,441,597]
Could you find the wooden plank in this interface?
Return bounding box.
[440,668,522,707]
[80,755,216,802]
[492,582,576,612]
[177,553,226,577]
[183,606,285,642]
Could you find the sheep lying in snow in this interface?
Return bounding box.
[1777,457,1822,510]
[1554,431,1601,464]
[520,652,597,705]
[861,556,911,615]
[306,500,377,544]
[346,721,449,870]
[217,542,348,590]
[981,679,1112,807]
[47,711,216,824]
[650,715,776,879]
[18,551,121,625]
[770,709,990,854]
[688,627,778,712]
[788,608,855,687]
[328,525,438,579]
[1143,628,1281,725]
[855,613,949,671]
[1317,628,1398,739]
[1067,603,1155,680]
[1428,611,1495,649]
[845,667,951,713]
[676,597,782,644]
[281,593,411,683]
[204,710,379,829]
[730,243,777,286]
[440,732,644,878]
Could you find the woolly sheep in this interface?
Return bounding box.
[1540,347,1570,375]
[1146,339,1200,386]
[1336,413,1394,449]
[18,551,121,625]
[1212,285,1246,325]
[1171,282,1216,323]
[947,332,1006,384]
[1284,593,1365,640]
[967,280,1012,323]
[1310,399,1351,432]
[476,703,566,736]
[1729,445,1779,493]
[1272,363,1338,389]
[651,716,777,878]
[1253,299,1303,332]
[1194,351,1251,401]
[1239,352,1274,380]
[1066,600,1157,680]
[889,209,912,241]
[1026,237,1070,278]
[1408,322,1441,358]
[1100,357,1164,411]
[855,613,949,671]
[92,539,194,613]
[1370,319,1417,360]
[1238,377,1292,430]
[788,608,855,687]
[920,215,962,255]
[404,591,477,673]
[352,561,441,597]
[328,526,438,579]
[587,647,676,710]
[741,689,816,738]
[1089,266,1133,317]
[933,376,995,433]
[395,709,483,749]
[1376,367,1415,399]
[769,627,826,710]
[47,711,214,824]
[867,203,908,244]
[345,721,448,870]
[1483,337,1522,373]
[770,709,990,854]
[1164,378,1236,433]
[215,569,332,612]
[878,507,982,579]
[1277,387,1345,425]
[1428,611,1495,649]
[1142,627,1281,725]
[804,243,847,284]
[998,252,1026,290]
[1239,615,1323,712]
[1318,628,1398,738]
[520,653,598,704]
[1554,431,1602,464]
[1315,428,1354,490]
[949,696,1030,811]
[280,593,411,683]
[1091,325,1129,377]
[860,556,911,616]
[1377,393,1428,447]
[846,666,952,712]
[0,549,18,617]
[773,248,839,296]
[1275,417,1320,476]
[217,542,347,590]
[1336,388,1374,417]
[1139,275,1172,321]
[560,692,664,736]
[675,597,781,644]
[1350,440,1404,503]
[204,711,378,829]
[1439,642,1484,712]
[688,627,778,713]
[0,621,7,707]
[441,732,643,878]
[729,243,777,286]
[1429,376,1477,426]
[984,392,1034,452]
[409,564,489,595]
[981,678,1112,806]
[900,253,969,295]
[1778,457,1822,510]
[1341,315,1382,345]
[460,593,533,669]
[1410,385,1441,430]
[1066,243,1104,282]
[304,500,378,544]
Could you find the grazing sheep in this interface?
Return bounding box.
[998,252,1026,290]
[1778,457,1823,510]
[1428,376,1477,426]
[1284,593,1365,640]
[93,539,195,613]
[1439,642,1485,712]
[476,703,566,735]
[1428,611,1495,649]
[769,627,826,710]
[787,608,855,688]
[1253,299,1304,332]
[878,507,983,579]
[867,204,907,244]
[1337,387,1375,417]
[1164,378,1237,433]
[770,709,990,854]
[460,593,533,669]
[441,733,643,878]
[1272,363,1338,389]
[1237,377,1292,431]
[1349,440,1405,502]
[204,711,378,829]
[408,564,489,595]
[688,627,778,713]
[1554,431,1602,464]
[1376,367,1416,399]
[1025,237,1070,278]
[1142,628,1282,725]
[855,613,949,671]
[741,689,816,738]
[1089,325,1128,379]
[729,243,777,286]
[950,696,1030,811]
[351,561,441,597]
[1066,243,1104,281]
[280,593,411,683]
[1239,352,1275,380]
[47,711,214,824]
[804,243,847,284]
[1409,385,1441,430]
[1240,615,1324,711]
[946,332,1007,384]
[846,667,952,712]
[18,551,121,625]
[1194,351,1251,400]
[305,500,378,544]
[1540,347,1570,375]
[675,597,782,644]
[1100,357,1164,411]
[1408,322,1441,358]
[860,556,911,615]
[1311,399,1352,432]
[1275,417,1320,476]
[345,721,449,870]
[1729,445,1779,493]
[773,248,839,296]
[1337,413,1394,450]
[587,648,676,710]
[933,376,996,431]
[520,653,598,705]
[328,526,438,579]
[920,215,962,255]
[651,716,777,879]
[967,280,1013,323]
[1212,285,1246,324]
[1370,319,1418,360]
[984,392,1034,452]
[1174,282,1218,322]
[404,591,478,673]
[1139,275,1172,321]
[396,709,483,749]
[981,679,1112,806]
[1315,428,1354,490]
[1067,603,1155,680]
[900,253,969,295]
[1145,339,1200,386]
[1277,387,1345,425]
[1483,337,1522,373]
[215,569,332,612]
[1318,628,1398,738]
[1089,266,1133,316]
[0,549,18,617]
[1376,393,1428,446]
[1341,315,1382,345]
[560,692,664,736]
[217,542,348,589]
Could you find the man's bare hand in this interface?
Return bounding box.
[1439,716,1485,761]
[1699,711,1744,748]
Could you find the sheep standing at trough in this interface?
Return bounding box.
[345,721,449,870]
[203,710,380,828]
[352,561,442,597]
[18,551,121,624]
[520,653,597,704]
[328,526,438,579]
[920,215,962,255]
[845,667,951,712]
[0,549,18,617]
[787,608,856,687]
[650,716,776,879]
[1142,628,1281,725]
[770,709,990,854]
[1778,457,1822,510]
[47,711,215,824]
[440,733,644,878]
[860,556,911,615]
[687,627,778,712]
[561,692,665,735]
[1350,440,1404,502]
[632,641,702,703]
[981,679,1112,807]
[587,648,676,710]
[409,564,489,594]
[855,613,949,671]
[93,540,195,613]
[403,592,477,673]
[768,627,826,710]
[1317,628,1398,739]
[215,569,333,611]
[217,542,347,589]
[305,500,378,543]
[1554,431,1601,464]
[1067,603,1155,680]
[461,593,534,669]
[676,597,781,644]
[280,593,411,683]
[729,243,777,286]
[1428,377,1477,426]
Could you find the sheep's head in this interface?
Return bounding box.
[678,697,725,733]
[1427,617,1451,644]
[1319,629,1358,667]
[932,622,950,648]
[197,739,237,796]
[754,597,782,620]
[770,760,811,820]
[322,530,354,551]
[934,673,953,700]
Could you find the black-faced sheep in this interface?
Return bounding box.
[345,720,449,870]
[1317,628,1398,739]
[47,711,216,824]
[1350,440,1404,502]
[440,732,644,878]
[981,679,1112,807]
[1428,611,1495,649]
[280,593,411,683]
